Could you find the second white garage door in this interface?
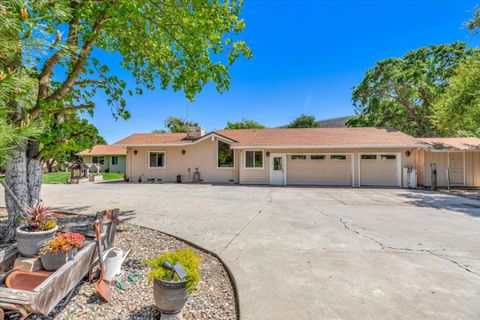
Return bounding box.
[360,154,400,186]
[287,154,352,186]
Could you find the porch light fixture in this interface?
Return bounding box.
[182,149,186,155]
[405,150,411,157]
[266,151,270,157]
[134,150,138,155]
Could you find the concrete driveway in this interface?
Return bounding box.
[2,183,480,319]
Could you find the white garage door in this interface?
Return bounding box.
[287,154,352,186]
[360,154,399,186]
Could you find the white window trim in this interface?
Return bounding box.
[330,154,348,160]
[216,139,235,170]
[148,151,166,169]
[290,155,307,160]
[244,150,264,169]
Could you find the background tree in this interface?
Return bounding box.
[347,42,477,137]
[164,116,195,133]
[433,56,480,137]
[1,0,251,239]
[287,114,319,128]
[40,116,106,172]
[225,118,265,129]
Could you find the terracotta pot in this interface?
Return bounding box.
[16,226,58,257]
[153,279,188,315]
[5,270,53,291]
[40,248,77,271]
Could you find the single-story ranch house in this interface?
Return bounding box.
[79,126,479,188]
[77,145,127,173]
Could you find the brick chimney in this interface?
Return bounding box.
[186,124,206,140]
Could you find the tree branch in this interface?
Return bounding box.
[44,10,109,104]
[45,104,94,114]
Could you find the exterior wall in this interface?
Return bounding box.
[126,138,236,183]
[421,151,480,188]
[80,155,126,173]
[238,147,416,186]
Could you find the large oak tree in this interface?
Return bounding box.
[0,0,250,239]
[347,42,478,137]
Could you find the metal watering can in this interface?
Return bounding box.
[102,247,130,282]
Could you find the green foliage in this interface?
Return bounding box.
[145,248,203,294]
[225,118,266,129]
[287,114,319,128]
[101,172,124,181]
[433,56,480,137]
[42,172,70,184]
[466,8,480,33]
[164,116,195,133]
[348,42,478,137]
[0,0,250,166]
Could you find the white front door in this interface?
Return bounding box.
[270,154,286,185]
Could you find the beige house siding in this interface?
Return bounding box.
[237,148,416,186]
[80,155,126,173]
[420,151,480,188]
[126,138,236,183]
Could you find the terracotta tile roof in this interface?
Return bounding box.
[77,145,127,156]
[216,127,419,148]
[418,138,480,151]
[114,133,189,145]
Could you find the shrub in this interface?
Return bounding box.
[40,232,85,255]
[18,202,60,231]
[145,248,202,293]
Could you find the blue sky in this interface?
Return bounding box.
[89,0,480,143]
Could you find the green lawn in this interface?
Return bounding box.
[42,172,70,184]
[100,172,124,181]
[1,172,124,185]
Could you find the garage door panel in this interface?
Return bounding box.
[287,155,352,186]
[360,154,398,186]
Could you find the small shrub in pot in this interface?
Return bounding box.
[40,232,85,271]
[145,248,202,315]
[15,203,61,257]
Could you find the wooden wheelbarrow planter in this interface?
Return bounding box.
[0,209,119,320]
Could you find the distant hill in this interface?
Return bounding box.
[316,116,352,128]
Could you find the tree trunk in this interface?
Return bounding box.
[4,143,42,242]
[46,159,54,173]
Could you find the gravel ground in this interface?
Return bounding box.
[0,209,237,320]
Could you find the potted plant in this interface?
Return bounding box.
[15,203,61,257]
[40,232,85,271]
[145,248,202,316]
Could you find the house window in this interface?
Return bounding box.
[361,155,377,160]
[92,156,105,165]
[149,152,165,168]
[310,155,325,160]
[291,155,307,160]
[245,151,263,168]
[217,140,234,168]
[111,156,119,165]
[331,155,347,160]
[380,154,396,160]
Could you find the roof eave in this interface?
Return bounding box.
[230,144,423,149]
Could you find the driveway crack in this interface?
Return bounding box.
[339,218,480,277]
[219,202,271,254]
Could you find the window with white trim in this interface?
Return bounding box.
[111,156,119,165]
[291,155,307,160]
[361,155,377,160]
[310,155,326,160]
[245,151,263,168]
[217,140,234,168]
[330,155,347,160]
[149,152,165,168]
[380,154,396,160]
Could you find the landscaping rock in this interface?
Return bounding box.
[0,211,237,320]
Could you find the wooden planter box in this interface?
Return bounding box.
[0,209,119,319]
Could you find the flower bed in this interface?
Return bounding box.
[0,210,237,319]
